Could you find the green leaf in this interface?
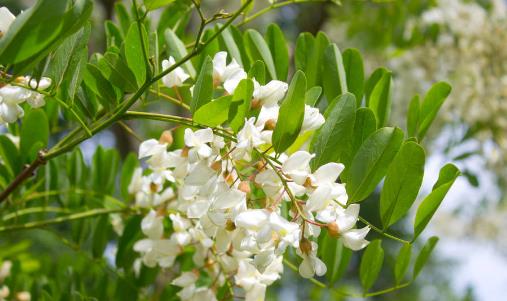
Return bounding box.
[164,28,196,78]
[83,63,118,107]
[349,108,377,162]
[47,24,90,103]
[91,147,120,195]
[413,164,459,239]
[248,60,266,85]
[191,56,214,113]
[125,22,149,86]
[319,231,352,284]
[217,24,245,67]
[368,71,392,128]
[295,32,330,88]
[395,243,412,285]
[413,236,439,279]
[265,24,289,81]
[310,93,356,170]
[20,109,49,163]
[346,127,404,203]
[245,29,277,80]
[120,153,139,200]
[305,86,322,106]
[342,48,364,105]
[92,215,111,258]
[365,67,388,105]
[272,71,307,153]
[417,82,452,141]
[144,0,175,10]
[0,136,21,176]
[229,79,255,133]
[105,20,123,48]
[407,95,420,138]
[0,0,93,70]
[116,215,143,270]
[194,95,233,127]
[359,240,384,292]
[322,44,348,102]
[380,141,425,229]
[98,52,138,93]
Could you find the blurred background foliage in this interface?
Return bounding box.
[0,0,505,300]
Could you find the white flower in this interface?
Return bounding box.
[184,128,214,161]
[141,210,164,239]
[162,56,190,88]
[25,76,52,108]
[0,85,29,124]
[133,238,179,268]
[234,118,264,160]
[281,151,314,185]
[235,258,282,301]
[301,105,325,132]
[254,169,283,197]
[212,51,247,94]
[0,7,15,37]
[296,241,327,279]
[318,204,370,251]
[253,80,288,107]
[306,163,347,211]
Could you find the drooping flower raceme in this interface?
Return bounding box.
[128,55,370,301]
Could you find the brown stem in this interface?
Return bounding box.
[0,150,47,204]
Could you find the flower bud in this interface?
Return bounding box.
[264,119,277,131]
[15,76,25,84]
[158,130,173,145]
[327,222,340,238]
[251,98,261,109]
[299,237,312,255]
[238,181,251,194]
[181,147,189,158]
[149,182,159,193]
[210,161,222,172]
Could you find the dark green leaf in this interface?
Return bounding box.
[125,22,149,85]
[359,240,384,292]
[310,93,356,170]
[365,67,388,105]
[98,52,138,93]
[83,63,118,107]
[272,71,307,153]
[92,215,111,258]
[248,60,266,85]
[346,127,404,203]
[380,141,425,228]
[0,136,20,176]
[368,71,392,128]
[305,86,322,106]
[229,79,255,133]
[120,153,139,200]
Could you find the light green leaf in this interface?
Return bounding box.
[144,0,175,10]
[125,22,149,85]
[265,24,289,81]
[365,67,388,105]
[407,95,420,138]
[217,24,245,67]
[322,44,348,102]
[245,29,277,80]
[272,71,307,153]
[359,240,384,292]
[310,93,356,170]
[413,164,460,239]
[20,109,49,163]
[165,28,196,78]
[413,236,439,279]
[380,141,425,229]
[343,48,364,105]
[305,86,322,106]
[395,243,412,285]
[83,63,118,107]
[190,56,214,113]
[417,82,452,141]
[346,127,404,203]
[194,96,233,127]
[368,71,392,128]
[248,60,266,85]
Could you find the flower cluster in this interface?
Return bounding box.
[127,52,370,300]
[389,0,507,177]
[0,261,31,301]
[0,7,51,125]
